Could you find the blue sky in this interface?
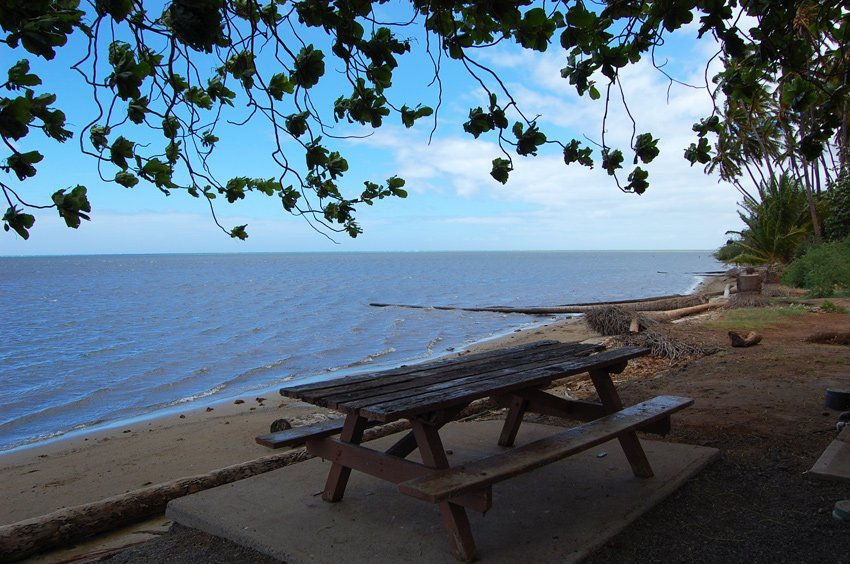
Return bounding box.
[0,4,742,256]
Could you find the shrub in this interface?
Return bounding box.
[824,177,850,241]
[819,300,849,314]
[781,236,850,297]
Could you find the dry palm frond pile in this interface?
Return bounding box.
[583,306,657,336]
[584,306,719,361]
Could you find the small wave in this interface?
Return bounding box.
[164,383,228,407]
[325,347,397,373]
[425,335,444,354]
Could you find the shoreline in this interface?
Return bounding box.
[0,273,729,528]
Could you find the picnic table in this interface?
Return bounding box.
[256,341,692,562]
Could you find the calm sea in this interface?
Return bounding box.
[0,251,721,452]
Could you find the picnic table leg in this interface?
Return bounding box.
[411,421,478,562]
[589,368,654,478]
[322,413,368,502]
[386,405,470,458]
[497,395,528,447]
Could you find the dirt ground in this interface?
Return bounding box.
[104,300,850,563]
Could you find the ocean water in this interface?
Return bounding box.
[0,251,721,452]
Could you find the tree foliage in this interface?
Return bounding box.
[723,173,814,265]
[2,0,848,241]
[781,235,850,297]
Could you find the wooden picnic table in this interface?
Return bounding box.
[257,341,692,562]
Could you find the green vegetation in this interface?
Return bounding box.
[819,301,849,314]
[718,174,814,266]
[781,237,850,297]
[824,177,850,242]
[2,1,849,241]
[705,306,809,332]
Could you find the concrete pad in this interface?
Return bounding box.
[167,421,718,563]
[809,427,850,482]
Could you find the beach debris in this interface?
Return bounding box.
[370,293,706,316]
[728,331,762,347]
[206,407,214,412]
[584,306,657,336]
[270,418,292,433]
[586,306,718,360]
[806,332,850,346]
[234,399,245,405]
[179,414,186,419]
[256,397,267,403]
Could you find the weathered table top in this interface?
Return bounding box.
[281,341,649,422]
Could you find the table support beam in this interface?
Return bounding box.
[589,368,654,478]
[411,421,478,562]
[497,395,528,447]
[322,413,368,502]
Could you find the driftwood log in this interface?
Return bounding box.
[728,331,763,347]
[370,293,710,315]
[643,302,724,322]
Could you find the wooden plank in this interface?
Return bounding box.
[356,347,649,422]
[255,418,377,448]
[316,342,604,410]
[290,342,602,408]
[398,395,693,504]
[281,340,564,396]
[494,391,671,434]
[496,390,607,421]
[305,438,492,513]
[322,414,368,502]
[590,368,653,478]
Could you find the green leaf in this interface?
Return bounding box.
[201,130,219,148]
[563,139,594,167]
[230,224,249,240]
[109,137,134,169]
[292,45,325,89]
[7,150,43,180]
[285,112,309,137]
[139,158,175,189]
[96,0,133,22]
[115,171,138,188]
[626,166,649,194]
[162,116,180,139]
[601,149,624,175]
[7,60,42,89]
[268,73,294,100]
[684,137,711,165]
[3,206,35,239]
[90,125,110,150]
[633,133,659,164]
[52,186,91,228]
[127,96,149,124]
[0,97,33,140]
[514,123,547,156]
[491,158,512,184]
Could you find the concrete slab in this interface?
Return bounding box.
[809,427,850,482]
[167,421,718,563]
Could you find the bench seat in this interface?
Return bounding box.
[398,395,693,504]
[255,418,378,449]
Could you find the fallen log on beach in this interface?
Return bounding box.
[370,293,709,315]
